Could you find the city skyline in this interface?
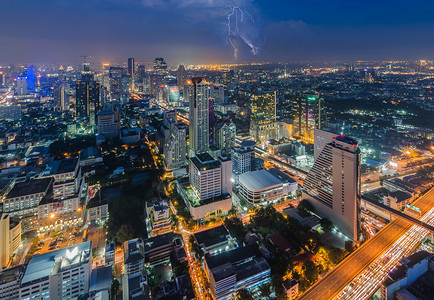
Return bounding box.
[1,1,434,64]
[0,2,433,300]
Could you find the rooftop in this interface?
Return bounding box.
[270,232,293,252]
[205,246,255,269]
[49,158,79,175]
[88,193,108,208]
[143,232,181,253]
[333,135,358,146]
[80,147,101,160]
[403,250,431,268]
[268,168,296,183]
[205,247,269,282]
[194,225,229,249]
[0,264,27,285]
[282,279,298,290]
[239,169,283,191]
[22,241,91,285]
[389,190,412,202]
[384,251,431,286]
[7,177,53,198]
[190,153,219,170]
[89,266,112,293]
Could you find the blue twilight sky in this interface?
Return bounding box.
[0,0,433,64]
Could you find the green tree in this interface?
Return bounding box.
[320,218,333,230]
[111,278,120,297]
[107,196,145,242]
[189,235,204,262]
[303,260,319,284]
[327,247,345,265]
[298,199,315,212]
[116,224,135,244]
[259,283,272,299]
[345,241,354,253]
[224,216,246,244]
[235,289,254,300]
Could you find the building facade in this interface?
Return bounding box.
[231,141,256,181]
[164,122,187,170]
[205,246,271,300]
[75,80,100,119]
[250,92,276,143]
[215,120,236,153]
[187,78,210,156]
[303,134,361,241]
[19,242,92,300]
[238,169,297,205]
[3,178,54,232]
[292,92,322,143]
[148,200,172,237]
[98,110,120,138]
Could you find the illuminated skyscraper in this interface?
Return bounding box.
[292,92,322,143]
[250,91,276,142]
[187,78,210,156]
[127,57,135,76]
[210,84,225,104]
[150,74,164,97]
[303,132,361,241]
[215,119,236,152]
[54,82,69,111]
[209,98,215,147]
[177,65,186,91]
[16,76,28,95]
[0,213,10,270]
[76,80,100,119]
[153,57,168,75]
[24,66,35,93]
[81,63,93,81]
[109,67,129,100]
[164,121,187,170]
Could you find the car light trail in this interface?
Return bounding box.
[336,207,434,300]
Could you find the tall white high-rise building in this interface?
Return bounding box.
[303,132,361,241]
[187,78,210,156]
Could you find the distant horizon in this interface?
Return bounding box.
[0,58,432,68]
[1,1,434,65]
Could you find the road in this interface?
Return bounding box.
[298,187,434,300]
[337,206,434,299]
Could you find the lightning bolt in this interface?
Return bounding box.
[226,6,259,60]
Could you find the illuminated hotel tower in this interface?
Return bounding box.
[303,131,361,241]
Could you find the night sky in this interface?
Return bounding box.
[1,0,434,64]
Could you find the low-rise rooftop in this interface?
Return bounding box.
[21,241,91,285]
[238,169,283,191]
[194,225,229,249]
[6,177,53,198]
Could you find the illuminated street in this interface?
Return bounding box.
[298,187,434,300]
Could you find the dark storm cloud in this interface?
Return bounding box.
[0,0,433,63]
